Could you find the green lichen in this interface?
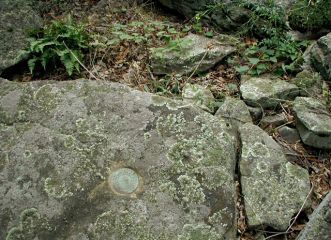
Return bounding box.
[0,151,9,172]
[33,84,60,113]
[44,177,73,199]
[90,210,173,240]
[5,208,50,240]
[177,224,222,240]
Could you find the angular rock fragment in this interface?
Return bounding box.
[182,83,215,112]
[0,79,238,239]
[239,123,311,230]
[260,113,287,129]
[150,33,236,75]
[297,192,331,240]
[293,97,331,149]
[215,97,252,128]
[240,77,300,109]
[278,126,301,144]
[0,0,42,73]
[309,32,331,81]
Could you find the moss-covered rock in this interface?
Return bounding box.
[0,79,238,239]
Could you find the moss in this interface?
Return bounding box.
[0,151,9,172]
[289,0,331,31]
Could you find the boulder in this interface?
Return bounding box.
[291,70,322,97]
[239,123,311,230]
[215,97,252,128]
[182,83,215,112]
[150,33,236,76]
[293,97,331,149]
[0,0,42,74]
[297,192,331,240]
[0,78,238,239]
[309,32,331,81]
[240,77,300,109]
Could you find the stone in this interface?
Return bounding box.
[291,70,323,97]
[215,97,252,128]
[240,77,300,109]
[248,106,263,122]
[260,113,287,129]
[278,126,301,144]
[293,97,331,149]
[297,192,331,240]
[182,83,215,112]
[309,32,331,82]
[0,0,42,74]
[150,33,236,76]
[239,123,311,231]
[0,79,238,239]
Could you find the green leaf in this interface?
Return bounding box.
[248,58,260,65]
[28,58,37,74]
[204,31,214,38]
[235,65,250,74]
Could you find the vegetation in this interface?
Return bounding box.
[27,16,90,76]
[289,0,331,31]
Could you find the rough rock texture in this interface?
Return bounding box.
[240,77,300,109]
[215,97,252,128]
[278,126,301,144]
[150,33,236,75]
[293,97,331,149]
[157,0,295,32]
[239,123,311,230]
[297,192,331,240]
[309,32,331,81]
[260,114,287,129]
[0,0,42,74]
[0,78,238,239]
[182,83,215,112]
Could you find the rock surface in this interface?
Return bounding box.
[260,114,287,129]
[297,192,331,240]
[0,0,42,74]
[293,97,331,149]
[278,126,301,144]
[0,78,238,239]
[215,97,252,128]
[309,32,331,81]
[182,83,215,112]
[239,123,311,230]
[240,77,300,109]
[150,33,236,75]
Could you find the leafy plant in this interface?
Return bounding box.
[27,16,90,76]
[232,36,310,76]
[151,38,193,60]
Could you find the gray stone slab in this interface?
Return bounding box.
[239,123,311,231]
[0,79,238,239]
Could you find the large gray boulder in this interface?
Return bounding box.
[150,33,236,76]
[293,97,331,149]
[297,192,331,240]
[0,78,238,239]
[0,0,42,74]
[309,32,331,81]
[240,77,300,109]
[239,123,311,230]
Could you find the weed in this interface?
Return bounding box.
[27,16,90,76]
[231,36,310,76]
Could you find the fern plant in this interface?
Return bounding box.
[27,16,90,76]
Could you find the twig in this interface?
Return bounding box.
[62,41,99,81]
[265,184,314,239]
[186,48,210,82]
